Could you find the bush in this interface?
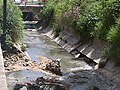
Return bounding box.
[75,0,99,40]
[0,0,24,50]
[43,0,120,63]
[91,0,120,40]
[41,0,56,22]
[42,0,77,27]
[106,18,120,63]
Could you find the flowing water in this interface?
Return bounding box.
[6,22,92,90]
[6,22,120,90]
[24,29,90,73]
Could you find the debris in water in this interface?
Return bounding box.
[37,56,62,75]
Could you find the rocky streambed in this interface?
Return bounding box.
[4,50,62,75]
[4,49,66,90]
[4,49,120,90]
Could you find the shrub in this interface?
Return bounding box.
[43,0,120,63]
[91,0,120,40]
[41,0,56,22]
[106,18,120,63]
[0,0,24,50]
[42,0,77,27]
[76,0,99,40]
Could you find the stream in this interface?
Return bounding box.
[23,28,91,73]
[6,22,92,90]
[6,22,120,90]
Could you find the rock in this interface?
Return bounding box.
[4,61,11,67]
[14,83,24,90]
[15,79,19,81]
[35,77,67,90]
[98,58,108,68]
[26,64,29,66]
[5,68,11,71]
[90,86,100,90]
[20,86,27,90]
[25,59,29,62]
[38,56,62,75]
[14,82,39,90]
[45,59,62,75]
[25,83,39,90]
[35,77,45,85]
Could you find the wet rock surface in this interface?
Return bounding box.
[14,77,67,90]
[12,69,120,90]
[61,70,120,90]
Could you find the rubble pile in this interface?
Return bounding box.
[3,51,62,76]
[38,56,62,75]
[14,77,67,90]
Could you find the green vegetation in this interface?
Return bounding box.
[107,18,120,63]
[42,0,120,63]
[0,0,24,50]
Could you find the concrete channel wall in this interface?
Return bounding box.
[44,26,108,64]
[43,27,120,86]
[0,44,7,90]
